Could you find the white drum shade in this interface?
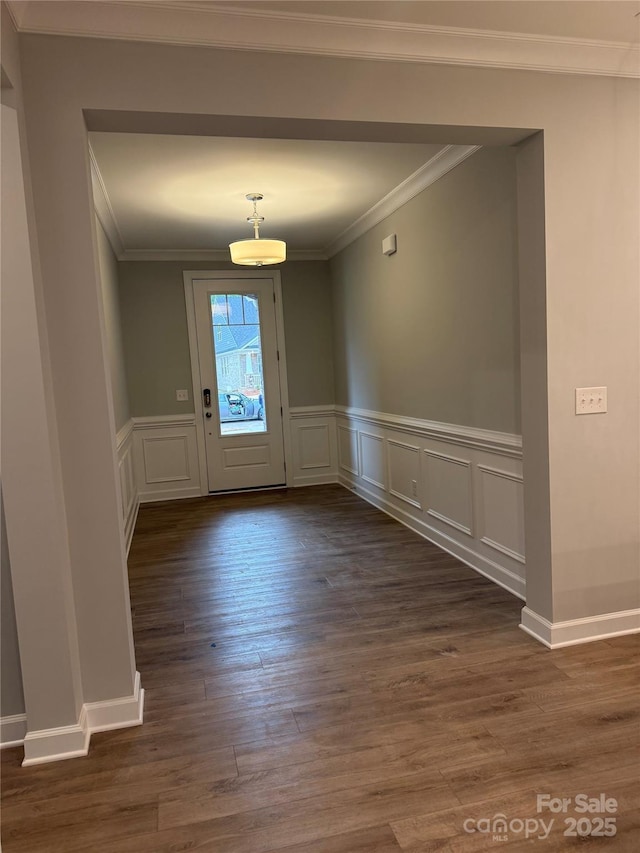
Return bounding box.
[229,238,286,266]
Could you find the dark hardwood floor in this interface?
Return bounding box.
[2,485,639,851]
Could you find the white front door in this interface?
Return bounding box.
[190,276,286,492]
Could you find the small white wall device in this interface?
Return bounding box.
[382,234,397,256]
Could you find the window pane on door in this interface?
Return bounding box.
[210,294,266,436]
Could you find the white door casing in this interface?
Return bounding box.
[184,271,291,492]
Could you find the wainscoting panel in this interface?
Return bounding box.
[387,439,421,509]
[477,464,525,565]
[337,424,359,477]
[132,416,202,503]
[424,449,473,536]
[298,425,330,469]
[288,406,338,486]
[359,431,386,491]
[336,406,525,600]
[116,420,139,553]
[142,435,190,484]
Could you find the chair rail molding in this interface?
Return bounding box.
[335,405,523,458]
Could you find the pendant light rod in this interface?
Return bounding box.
[246,193,264,239]
[229,192,286,267]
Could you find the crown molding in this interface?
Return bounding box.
[10,1,639,79]
[89,143,125,257]
[118,248,328,262]
[5,1,28,29]
[326,144,480,258]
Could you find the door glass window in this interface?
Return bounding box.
[210,294,267,436]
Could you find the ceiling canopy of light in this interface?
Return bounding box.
[229,193,286,266]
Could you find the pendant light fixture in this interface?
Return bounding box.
[229,193,286,266]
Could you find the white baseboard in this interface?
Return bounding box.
[520,606,640,649]
[0,713,27,749]
[342,475,526,600]
[84,670,144,734]
[20,672,144,766]
[124,495,140,553]
[138,486,202,504]
[292,472,340,488]
[22,708,91,766]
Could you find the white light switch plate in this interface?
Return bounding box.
[575,386,607,415]
[176,389,189,402]
[382,234,397,256]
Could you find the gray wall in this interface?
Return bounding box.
[117,260,334,416]
[96,219,130,431]
[280,261,335,407]
[331,146,520,434]
[1,490,25,718]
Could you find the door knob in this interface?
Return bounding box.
[205,412,212,419]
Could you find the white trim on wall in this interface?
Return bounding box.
[22,710,91,766]
[116,418,139,552]
[387,438,422,510]
[8,1,639,78]
[89,142,125,258]
[20,672,144,765]
[289,405,337,420]
[335,407,526,600]
[84,671,145,734]
[476,463,526,565]
[289,405,338,487]
[131,415,202,503]
[0,714,27,749]
[131,414,197,429]
[337,424,360,477]
[520,607,640,649]
[424,450,474,537]
[359,430,387,491]
[122,408,340,516]
[335,405,522,458]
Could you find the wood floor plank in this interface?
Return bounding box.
[157,727,504,831]
[391,773,640,851]
[69,770,459,853]
[262,824,403,853]
[2,485,637,853]
[234,720,499,776]
[0,745,237,806]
